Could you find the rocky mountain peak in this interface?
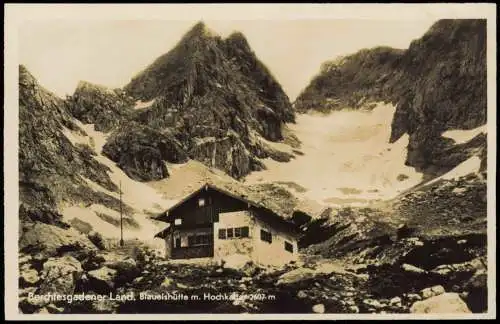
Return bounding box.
[185,20,217,38]
[67,80,134,132]
[225,31,251,51]
[96,21,296,181]
[175,20,221,54]
[74,80,115,95]
[19,64,35,84]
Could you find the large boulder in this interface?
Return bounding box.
[87,266,118,294]
[20,222,97,257]
[105,257,137,273]
[276,268,317,286]
[420,285,446,299]
[430,257,486,278]
[221,254,252,272]
[105,258,140,285]
[87,231,106,250]
[36,255,83,305]
[463,268,488,313]
[19,268,40,287]
[464,269,487,291]
[312,303,325,314]
[402,263,427,274]
[82,251,107,271]
[410,293,472,313]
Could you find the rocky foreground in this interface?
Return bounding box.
[17,19,489,316]
[19,232,485,314]
[18,168,488,315]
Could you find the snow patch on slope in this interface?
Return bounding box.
[61,126,92,147]
[441,125,487,144]
[78,124,176,212]
[426,155,482,187]
[244,103,424,204]
[134,99,156,110]
[60,123,178,243]
[62,205,120,238]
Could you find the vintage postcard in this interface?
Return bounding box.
[4,3,497,320]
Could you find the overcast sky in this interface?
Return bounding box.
[19,19,438,100]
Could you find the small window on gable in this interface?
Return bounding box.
[284,241,294,253]
[218,229,226,239]
[198,198,205,207]
[174,218,182,225]
[227,228,234,238]
[260,229,272,243]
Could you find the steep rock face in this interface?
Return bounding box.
[295,19,486,175]
[294,46,406,112]
[66,81,135,132]
[223,32,295,125]
[101,124,189,181]
[121,22,295,179]
[188,132,262,180]
[390,19,486,173]
[18,66,129,227]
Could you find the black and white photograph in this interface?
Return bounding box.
[4,3,496,320]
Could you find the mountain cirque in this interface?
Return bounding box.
[295,19,487,177]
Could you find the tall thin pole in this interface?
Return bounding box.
[120,181,124,247]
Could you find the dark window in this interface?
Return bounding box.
[188,234,211,246]
[201,234,212,245]
[174,237,181,248]
[284,241,294,253]
[260,229,272,243]
[218,227,250,240]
